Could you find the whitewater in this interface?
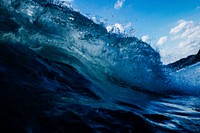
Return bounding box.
[0,0,200,132]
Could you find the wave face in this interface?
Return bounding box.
[0,0,200,132]
[0,0,165,93]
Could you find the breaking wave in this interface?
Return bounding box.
[1,0,166,93]
[0,0,200,132]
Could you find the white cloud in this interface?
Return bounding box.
[170,20,193,34]
[157,20,200,64]
[114,0,126,10]
[142,35,149,42]
[157,36,168,46]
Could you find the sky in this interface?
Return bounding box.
[63,0,200,64]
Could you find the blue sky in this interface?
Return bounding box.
[64,0,200,64]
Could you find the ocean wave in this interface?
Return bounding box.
[1,0,200,132]
[0,0,167,93]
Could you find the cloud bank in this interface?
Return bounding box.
[114,0,126,9]
[157,20,200,64]
[157,36,168,46]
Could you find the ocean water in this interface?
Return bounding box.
[0,0,200,132]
